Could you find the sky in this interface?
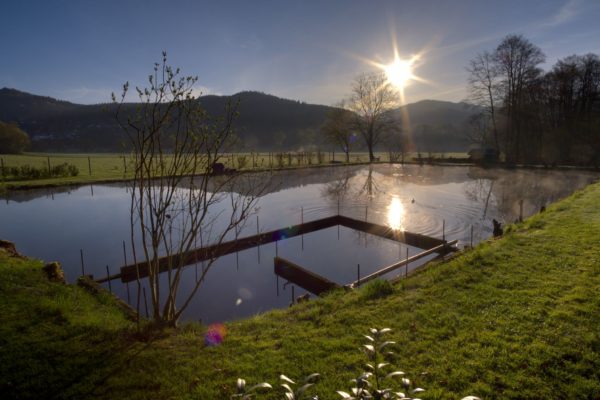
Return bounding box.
[1,0,599,106]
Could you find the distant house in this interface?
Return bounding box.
[468,146,499,163]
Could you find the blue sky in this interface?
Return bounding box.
[1,0,599,105]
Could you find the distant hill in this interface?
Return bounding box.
[0,88,479,152]
[393,100,481,152]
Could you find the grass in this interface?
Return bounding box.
[0,151,469,190]
[1,181,599,399]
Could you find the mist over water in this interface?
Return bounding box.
[1,164,597,323]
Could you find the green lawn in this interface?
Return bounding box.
[0,151,469,190]
[1,180,598,399]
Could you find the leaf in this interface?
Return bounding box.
[364,335,375,342]
[237,378,246,392]
[412,388,425,393]
[401,378,410,388]
[280,375,296,384]
[281,383,294,393]
[358,372,373,381]
[304,373,321,383]
[336,391,354,399]
[363,344,375,353]
[379,328,392,334]
[369,328,378,334]
[461,397,481,400]
[385,371,405,379]
[248,382,272,392]
[377,362,389,370]
[365,363,375,371]
[394,392,406,399]
[284,393,294,400]
[297,383,314,395]
[378,341,396,351]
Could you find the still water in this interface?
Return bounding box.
[1,164,597,323]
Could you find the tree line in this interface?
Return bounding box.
[467,34,600,166]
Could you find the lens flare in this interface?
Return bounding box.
[205,323,226,346]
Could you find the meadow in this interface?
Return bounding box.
[1,179,598,399]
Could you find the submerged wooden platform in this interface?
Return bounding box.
[274,257,340,295]
[108,214,453,284]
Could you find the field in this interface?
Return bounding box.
[0,151,469,190]
[0,179,598,399]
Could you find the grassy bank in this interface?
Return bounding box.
[0,152,467,190]
[1,182,599,399]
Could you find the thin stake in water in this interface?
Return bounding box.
[80,249,85,276]
[143,287,149,318]
[106,265,112,293]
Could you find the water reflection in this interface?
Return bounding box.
[387,197,405,231]
[0,164,597,323]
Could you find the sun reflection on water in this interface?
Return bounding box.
[387,196,405,231]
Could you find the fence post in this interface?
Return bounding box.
[88,156,92,175]
[357,264,361,287]
[106,265,112,293]
[47,156,51,172]
[405,248,409,278]
[80,249,85,276]
[0,157,4,181]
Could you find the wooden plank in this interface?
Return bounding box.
[274,257,340,295]
[117,214,452,283]
[336,215,446,249]
[350,240,458,287]
[119,216,340,283]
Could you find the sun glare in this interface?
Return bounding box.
[385,58,414,89]
[387,197,405,231]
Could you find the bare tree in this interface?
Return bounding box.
[466,51,500,151]
[321,101,355,162]
[113,53,262,326]
[494,35,545,162]
[347,72,401,162]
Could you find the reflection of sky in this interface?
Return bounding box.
[0,164,597,323]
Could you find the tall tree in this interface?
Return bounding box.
[494,34,545,162]
[466,51,500,151]
[347,72,401,161]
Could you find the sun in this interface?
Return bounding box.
[385,56,416,89]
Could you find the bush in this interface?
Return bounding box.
[0,121,30,154]
[359,279,395,301]
[0,162,79,181]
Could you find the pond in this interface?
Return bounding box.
[1,164,597,323]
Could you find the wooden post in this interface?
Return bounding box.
[365,205,368,221]
[291,285,295,305]
[405,248,409,278]
[519,200,524,222]
[0,157,4,181]
[80,249,85,276]
[106,265,112,293]
[470,225,474,248]
[47,156,51,172]
[301,207,304,251]
[143,287,149,318]
[126,282,131,303]
[256,215,260,263]
[442,219,445,242]
[88,156,92,175]
[123,156,127,174]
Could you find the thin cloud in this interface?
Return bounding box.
[543,0,581,27]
